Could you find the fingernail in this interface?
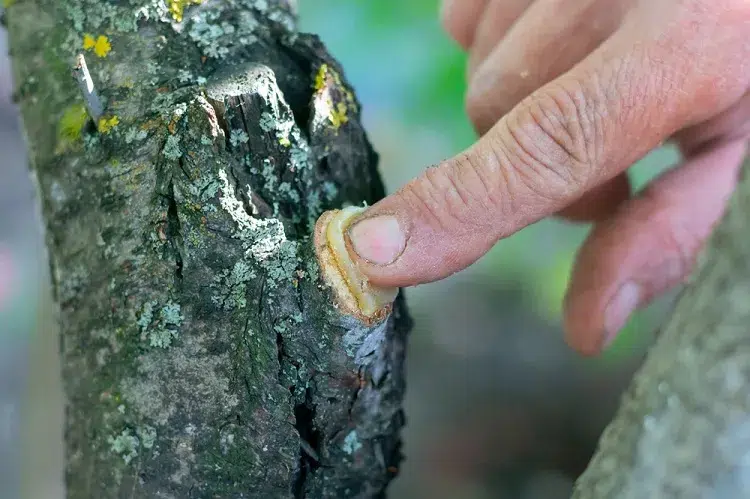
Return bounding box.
[603,282,641,349]
[347,215,406,265]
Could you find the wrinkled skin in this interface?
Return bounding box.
[346,0,750,355]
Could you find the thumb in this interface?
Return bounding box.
[346,25,740,288]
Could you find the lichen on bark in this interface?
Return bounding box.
[6,0,411,497]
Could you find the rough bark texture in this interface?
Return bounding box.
[6,1,411,497]
[573,158,750,498]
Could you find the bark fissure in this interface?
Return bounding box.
[292,387,323,499]
[165,179,184,286]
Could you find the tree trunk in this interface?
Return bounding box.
[573,158,750,498]
[6,1,411,497]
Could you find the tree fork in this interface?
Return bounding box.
[7,1,411,497]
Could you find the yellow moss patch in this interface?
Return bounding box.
[330,102,349,129]
[312,63,356,132]
[83,34,112,58]
[2,0,16,7]
[314,64,330,92]
[59,104,89,141]
[168,0,203,22]
[55,104,89,154]
[98,116,120,134]
[119,77,135,89]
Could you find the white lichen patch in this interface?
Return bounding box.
[124,128,148,144]
[171,435,196,484]
[342,430,362,455]
[217,169,299,288]
[121,333,240,430]
[220,430,235,455]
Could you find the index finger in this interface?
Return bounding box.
[440,0,489,50]
[345,9,748,288]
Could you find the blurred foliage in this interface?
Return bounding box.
[357,0,441,23]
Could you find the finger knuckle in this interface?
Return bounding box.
[639,188,702,276]
[659,221,700,281]
[451,152,508,218]
[499,79,605,200]
[395,160,497,234]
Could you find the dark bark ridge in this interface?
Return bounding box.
[6,1,411,497]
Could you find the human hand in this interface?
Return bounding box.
[345,0,750,355]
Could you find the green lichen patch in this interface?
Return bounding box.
[229,129,249,147]
[137,300,184,348]
[138,425,157,450]
[108,429,140,464]
[163,134,182,160]
[186,6,261,59]
[212,260,256,310]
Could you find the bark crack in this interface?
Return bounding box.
[276,40,314,140]
[166,177,184,286]
[273,309,322,497]
[291,387,322,499]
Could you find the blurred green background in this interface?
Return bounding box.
[1,1,683,498]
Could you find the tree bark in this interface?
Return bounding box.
[6,1,411,498]
[573,159,750,498]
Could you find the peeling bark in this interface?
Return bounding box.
[6,1,410,497]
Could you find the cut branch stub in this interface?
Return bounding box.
[314,206,398,324]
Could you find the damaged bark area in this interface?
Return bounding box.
[6,1,410,497]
